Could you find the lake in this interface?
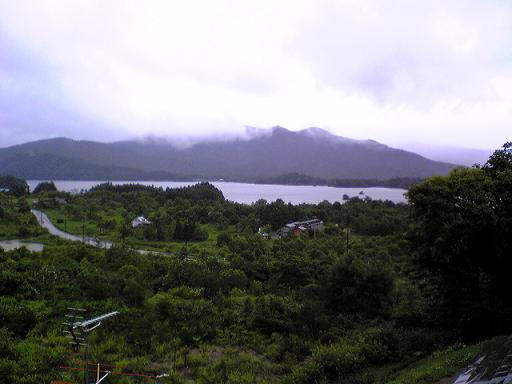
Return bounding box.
[27,180,408,204]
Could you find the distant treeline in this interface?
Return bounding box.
[254,172,424,189]
[0,174,30,196]
[89,181,225,202]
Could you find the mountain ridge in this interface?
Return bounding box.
[0,127,457,181]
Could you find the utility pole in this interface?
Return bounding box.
[346,214,350,254]
[64,308,119,384]
[82,217,85,242]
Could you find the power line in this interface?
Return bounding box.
[60,308,168,383]
[63,308,119,384]
[59,365,158,381]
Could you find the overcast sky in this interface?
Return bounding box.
[1,0,511,149]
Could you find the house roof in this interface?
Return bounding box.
[286,219,323,228]
[132,216,152,223]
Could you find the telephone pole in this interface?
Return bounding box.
[346,214,350,254]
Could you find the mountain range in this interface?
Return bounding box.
[0,127,457,182]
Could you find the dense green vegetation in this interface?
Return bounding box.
[1,143,510,383]
[0,194,43,240]
[407,142,512,340]
[32,181,58,194]
[0,175,30,197]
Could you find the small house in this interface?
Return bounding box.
[131,216,152,228]
[278,219,324,237]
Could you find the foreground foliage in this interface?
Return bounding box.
[407,142,512,339]
[1,142,511,383]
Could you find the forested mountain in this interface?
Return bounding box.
[0,127,456,180]
[0,150,177,180]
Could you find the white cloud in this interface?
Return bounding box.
[0,0,511,149]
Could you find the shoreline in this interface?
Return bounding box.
[25,178,415,190]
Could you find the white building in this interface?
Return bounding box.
[131,216,152,228]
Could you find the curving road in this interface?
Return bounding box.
[31,209,171,256]
[32,209,112,248]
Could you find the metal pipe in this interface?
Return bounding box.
[75,311,119,329]
[96,371,111,384]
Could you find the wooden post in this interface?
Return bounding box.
[84,343,89,384]
[97,363,100,383]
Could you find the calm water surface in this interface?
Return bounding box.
[0,240,44,252]
[27,180,407,204]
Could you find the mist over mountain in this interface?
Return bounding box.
[402,144,493,167]
[0,127,456,181]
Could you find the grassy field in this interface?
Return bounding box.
[45,208,105,238]
[44,208,223,252]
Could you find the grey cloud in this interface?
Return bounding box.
[288,0,511,105]
[0,1,510,149]
[0,29,126,147]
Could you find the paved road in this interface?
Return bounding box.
[453,336,512,384]
[32,209,171,256]
[31,209,112,248]
[32,209,112,248]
